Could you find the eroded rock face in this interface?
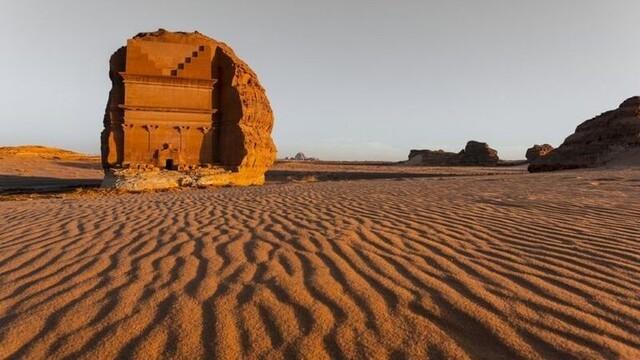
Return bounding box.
[406,149,460,166]
[459,141,499,166]
[526,144,554,162]
[407,141,499,166]
[101,29,276,188]
[528,97,640,172]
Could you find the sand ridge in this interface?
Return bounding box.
[0,169,639,359]
[0,146,102,194]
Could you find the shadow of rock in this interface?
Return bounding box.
[0,175,102,195]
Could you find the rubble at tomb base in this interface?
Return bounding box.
[407,141,499,166]
[101,29,276,190]
[102,166,265,192]
[529,96,640,172]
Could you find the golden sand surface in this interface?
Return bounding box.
[1,166,639,359]
[0,146,102,192]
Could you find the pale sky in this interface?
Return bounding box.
[1,0,639,160]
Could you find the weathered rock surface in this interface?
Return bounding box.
[525,144,554,162]
[458,141,499,166]
[101,29,276,190]
[407,141,499,166]
[529,97,640,172]
[102,166,250,192]
[286,152,318,161]
[406,149,459,166]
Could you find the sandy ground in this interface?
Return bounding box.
[0,146,102,192]
[268,161,525,182]
[1,157,639,359]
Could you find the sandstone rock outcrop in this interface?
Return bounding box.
[101,29,276,188]
[406,149,459,166]
[525,144,554,162]
[407,141,499,166]
[458,141,499,166]
[287,152,318,161]
[528,97,640,172]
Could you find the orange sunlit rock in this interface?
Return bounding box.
[101,29,276,188]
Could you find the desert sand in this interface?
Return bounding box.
[0,146,102,193]
[1,156,639,359]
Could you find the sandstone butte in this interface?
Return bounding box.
[101,29,276,190]
[529,96,640,172]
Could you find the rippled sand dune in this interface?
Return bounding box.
[1,169,639,359]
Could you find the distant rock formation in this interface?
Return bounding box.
[458,141,499,165]
[525,144,554,162]
[101,29,276,188]
[406,149,459,165]
[529,97,640,172]
[407,141,499,166]
[285,152,318,161]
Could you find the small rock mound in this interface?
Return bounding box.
[407,141,499,166]
[529,97,640,172]
[285,152,318,161]
[526,144,554,162]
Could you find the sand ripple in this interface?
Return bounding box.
[1,170,639,359]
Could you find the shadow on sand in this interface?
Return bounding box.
[55,161,103,170]
[0,175,102,195]
[265,170,479,183]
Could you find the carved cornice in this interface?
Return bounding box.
[122,119,214,128]
[119,104,217,114]
[119,72,217,89]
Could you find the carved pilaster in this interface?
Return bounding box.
[143,124,159,152]
[175,126,190,152]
